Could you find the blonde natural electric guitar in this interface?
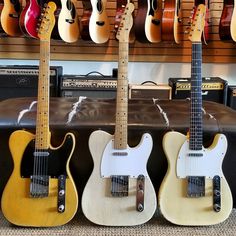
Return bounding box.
[158,4,232,226]
[1,2,78,227]
[89,0,110,43]
[58,0,80,43]
[82,3,157,226]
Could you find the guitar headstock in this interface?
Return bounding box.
[37,2,57,41]
[188,4,206,43]
[116,3,134,42]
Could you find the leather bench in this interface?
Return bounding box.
[0,97,236,207]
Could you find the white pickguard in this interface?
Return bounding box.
[100,133,152,178]
[176,134,227,178]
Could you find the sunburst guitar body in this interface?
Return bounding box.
[58,0,80,43]
[158,5,232,226]
[134,0,162,43]
[1,0,22,36]
[1,2,78,227]
[161,0,182,43]
[89,0,110,43]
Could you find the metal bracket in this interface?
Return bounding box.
[136,175,145,212]
[57,174,66,213]
[213,175,221,212]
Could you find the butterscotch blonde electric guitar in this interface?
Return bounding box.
[1,2,78,227]
[82,3,157,226]
[158,4,232,226]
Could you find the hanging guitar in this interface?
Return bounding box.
[161,0,182,43]
[1,0,22,36]
[1,2,78,227]
[219,0,234,41]
[134,0,162,43]
[82,2,157,226]
[58,0,80,43]
[19,0,41,38]
[89,0,110,43]
[231,0,236,41]
[158,4,233,226]
[80,0,92,40]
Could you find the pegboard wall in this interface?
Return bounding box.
[0,0,235,63]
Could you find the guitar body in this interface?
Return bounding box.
[219,0,234,41]
[1,130,78,227]
[145,0,161,43]
[230,0,236,41]
[80,0,92,40]
[134,0,148,42]
[1,0,22,36]
[58,0,80,43]
[161,0,181,43]
[159,131,233,225]
[19,0,40,38]
[82,130,157,226]
[89,0,110,43]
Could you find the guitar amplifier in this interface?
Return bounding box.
[227,86,236,110]
[169,77,228,104]
[60,70,117,98]
[129,82,172,99]
[0,65,62,101]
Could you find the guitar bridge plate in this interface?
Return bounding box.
[136,175,145,212]
[58,175,66,213]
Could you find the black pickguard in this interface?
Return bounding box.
[21,134,74,178]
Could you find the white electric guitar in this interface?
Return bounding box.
[158,4,232,226]
[81,3,157,226]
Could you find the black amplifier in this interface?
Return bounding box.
[0,65,62,101]
[227,86,236,110]
[60,70,117,99]
[169,77,228,104]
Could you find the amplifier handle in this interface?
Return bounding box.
[85,71,105,77]
[141,81,157,85]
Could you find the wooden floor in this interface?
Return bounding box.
[0,208,236,235]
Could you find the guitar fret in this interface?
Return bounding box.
[189,42,203,150]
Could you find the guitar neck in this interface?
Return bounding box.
[114,41,129,149]
[190,42,203,150]
[35,40,50,149]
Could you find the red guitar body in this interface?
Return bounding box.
[219,0,234,41]
[20,0,41,38]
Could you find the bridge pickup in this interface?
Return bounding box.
[213,175,221,212]
[30,175,49,198]
[187,176,205,197]
[136,175,145,212]
[111,175,129,197]
[57,175,66,213]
